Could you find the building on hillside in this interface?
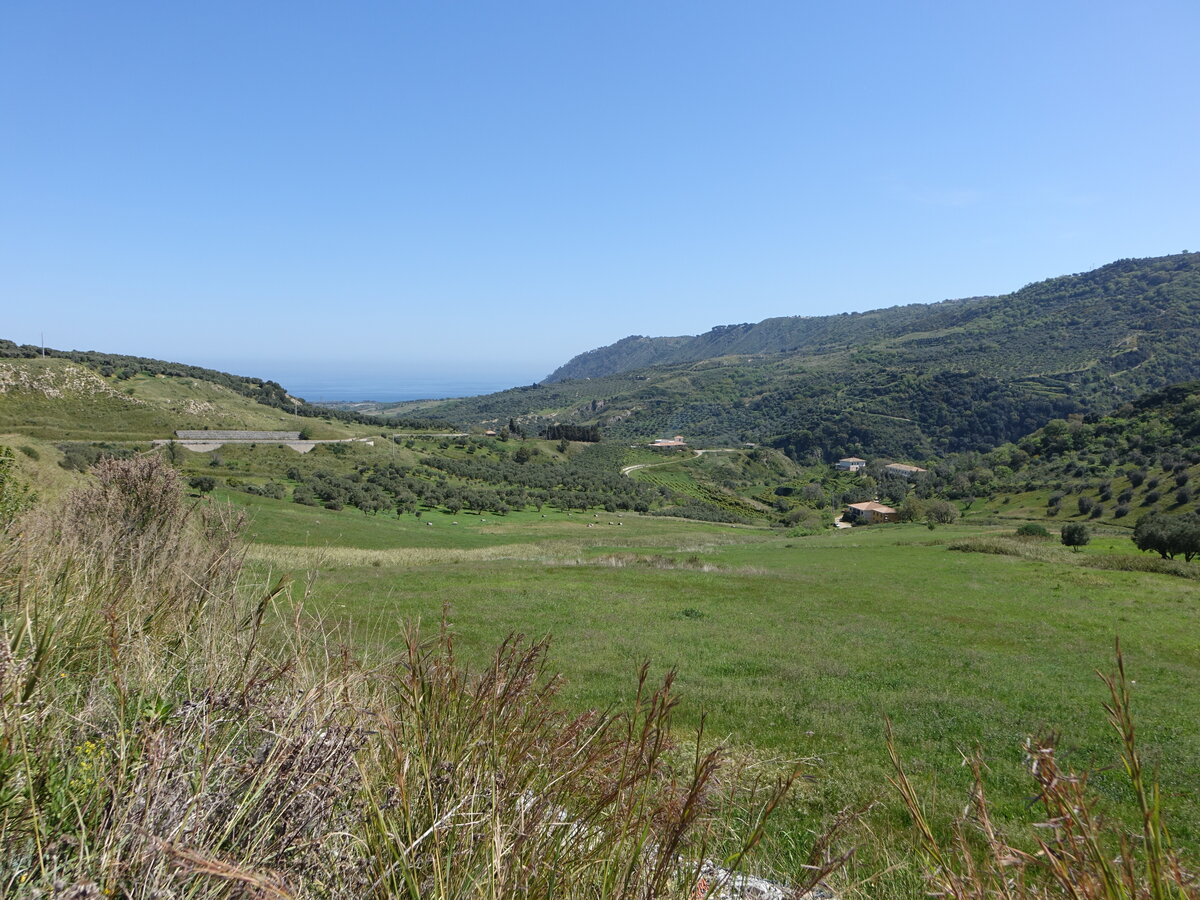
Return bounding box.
[835,457,867,472]
[842,501,899,525]
[883,463,927,479]
[649,435,687,449]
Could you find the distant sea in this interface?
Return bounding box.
[277,377,531,404]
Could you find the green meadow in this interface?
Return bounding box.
[225,483,1200,888]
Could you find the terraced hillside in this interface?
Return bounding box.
[346,253,1200,461]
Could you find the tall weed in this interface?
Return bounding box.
[0,457,828,898]
[888,645,1198,899]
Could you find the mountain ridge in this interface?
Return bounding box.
[544,253,1195,384]
[394,252,1200,460]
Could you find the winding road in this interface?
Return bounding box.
[620,448,737,476]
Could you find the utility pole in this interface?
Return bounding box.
[41,333,45,357]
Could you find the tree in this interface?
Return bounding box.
[1061,522,1090,551]
[1132,512,1200,561]
[188,475,216,495]
[898,497,926,523]
[925,499,959,525]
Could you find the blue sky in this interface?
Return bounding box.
[2,1,1198,393]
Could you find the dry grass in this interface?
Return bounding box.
[246,540,577,570]
[888,645,1199,899]
[948,536,1200,581]
[0,457,834,898]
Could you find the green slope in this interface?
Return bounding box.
[0,358,364,441]
[352,252,1200,461]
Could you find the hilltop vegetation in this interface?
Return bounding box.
[0,340,439,431]
[348,253,1200,462]
[546,253,1200,388]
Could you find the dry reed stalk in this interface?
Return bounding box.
[0,456,836,899]
[888,643,1199,900]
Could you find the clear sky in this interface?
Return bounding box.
[3,1,1198,393]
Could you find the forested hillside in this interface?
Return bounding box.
[545,253,1199,387]
[368,253,1200,461]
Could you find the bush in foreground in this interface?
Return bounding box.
[0,457,830,898]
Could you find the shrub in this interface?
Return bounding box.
[948,536,1058,561]
[1015,522,1049,537]
[292,484,318,506]
[1088,554,1200,579]
[188,474,217,494]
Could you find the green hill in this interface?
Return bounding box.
[0,357,364,441]
[950,381,1200,529]
[0,350,814,527]
[545,253,1199,386]
[355,254,1200,465]
[0,339,443,432]
[355,252,1200,461]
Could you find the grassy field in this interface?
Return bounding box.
[223,487,1200,893]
